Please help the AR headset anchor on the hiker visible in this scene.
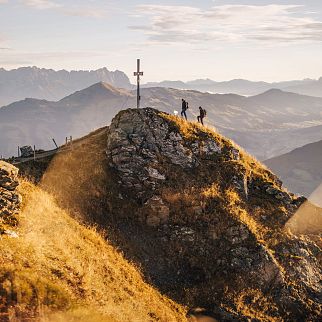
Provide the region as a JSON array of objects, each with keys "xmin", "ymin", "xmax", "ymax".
[
  {"xmin": 181, "ymin": 99, "xmax": 188, "ymax": 120},
  {"xmin": 197, "ymin": 106, "xmax": 207, "ymax": 125}
]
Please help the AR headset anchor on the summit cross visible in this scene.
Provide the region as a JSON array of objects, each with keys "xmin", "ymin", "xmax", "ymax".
[{"xmin": 134, "ymin": 59, "xmax": 144, "ymax": 109}]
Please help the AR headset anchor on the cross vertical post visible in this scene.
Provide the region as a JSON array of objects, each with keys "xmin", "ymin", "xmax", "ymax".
[{"xmin": 134, "ymin": 59, "xmax": 143, "ymax": 108}]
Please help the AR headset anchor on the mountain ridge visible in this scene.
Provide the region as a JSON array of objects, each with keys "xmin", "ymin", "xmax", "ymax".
[
  {"xmin": 1, "ymin": 66, "xmax": 322, "ymax": 108},
  {"xmin": 143, "ymin": 77, "xmax": 322, "ymax": 97},
  {"xmin": 265, "ymin": 139, "xmax": 322, "ymax": 201},
  {"xmin": 0, "ymin": 66, "xmax": 132, "ymax": 107},
  {"xmin": 1, "ymin": 82, "xmax": 322, "ymax": 159}
]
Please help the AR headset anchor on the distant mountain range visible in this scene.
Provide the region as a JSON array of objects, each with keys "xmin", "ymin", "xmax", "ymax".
[
  {"xmin": 265, "ymin": 140, "xmax": 322, "ymax": 202},
  {"xmin": 1, "ymin": 66, "xmax": 322, "ymax": 108},
  {"xmin": 143, "ymin": 77, "xmax": 322, "ymax": 97},
  {"xmin": 1, "ymin": 82, "xmax": 322, "ymax": 159},
  {"xmin": 0, "ymin": 66, "xmax": 131, "ymax": 107}
]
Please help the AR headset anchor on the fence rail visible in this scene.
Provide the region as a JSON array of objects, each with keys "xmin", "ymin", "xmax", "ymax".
[
  {"xmin": 1, "ymin": 137, "xmax": 73, "ymax": 165},
  {"xmin": 10, "ymin": 146, "xmax": 72, "ymax": 165}
]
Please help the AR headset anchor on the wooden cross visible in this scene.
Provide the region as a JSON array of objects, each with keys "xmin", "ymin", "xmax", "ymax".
[{"xmin": 134, "ymin": 59, "xmax": 143, "ymax": 108}]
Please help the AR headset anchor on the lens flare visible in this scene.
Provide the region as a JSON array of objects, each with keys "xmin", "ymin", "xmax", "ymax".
[{"xmin": 286, "ymin": 183, "xmax": 322, "ymax": 235}]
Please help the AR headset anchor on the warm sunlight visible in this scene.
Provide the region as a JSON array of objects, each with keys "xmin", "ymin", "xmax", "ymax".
[{"xmin": 0, "ymin": 1, "xmax": 321, "ymax": 321}]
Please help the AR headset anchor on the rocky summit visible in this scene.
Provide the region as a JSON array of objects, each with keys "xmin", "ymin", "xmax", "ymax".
[
  {"xmin": 14, "ymin": 107, "xmax": 321, "ymax": 321},
  {"xmin": 0, "ymin": 161, "xmax": 21, "ymax": 236},
  {"xmin": 104, "ymin": 108, "xmax": 321, "ymax": 321}
]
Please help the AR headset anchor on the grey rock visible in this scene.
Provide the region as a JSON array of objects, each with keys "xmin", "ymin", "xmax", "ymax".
[
  {"xmin": 172, "ymin": 226, "xmax": 196, "ymax": 242},
  {"xmin": 200, "ymin": 139, "xmax": 222, "ymax": 156},
  {"xmin": 146, "ymin": 167, "xmax": 166, "ymax": 180},
  {"xmin": 230, "ymin": 147, "xmax": 240, "ymax": 160},
  {"xmin": 0, "ymin": 162, "xmax": 21, "ymax": 235},
  {"xmin": 107, "ymin": 108, "xmax": 200, "ymax": 198},
  {"xmin": 19, "ymin": 145, "xmax": 34, "ymax": 158},
  {"xmin": 143, "ymin": 196, "xmax": 169, "ymax": 227},
  {"xmin": 3, "ymin": 230, "xmax": 19, "ymax": 238},
  {"xmin": 266, "ymin": 185, "xmax": 279, "ymax": 195}
]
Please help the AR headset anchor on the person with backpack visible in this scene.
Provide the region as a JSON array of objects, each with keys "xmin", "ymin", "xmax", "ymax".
[
  {"xmin": 197, "ymin": 106, "xmax": 207, "ymax": 125},
  {"xmin": 181, "ymin": 99, "xmax": 188, "ymax": 120}
]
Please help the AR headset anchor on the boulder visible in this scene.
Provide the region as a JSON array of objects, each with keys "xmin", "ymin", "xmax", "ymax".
[
  {"xmin": 143, "ymin": 196, "xmax": 170, "ymax": 227},
  {"xmin": 200, "ymin": 139, "xmax": 222, "ymax": 157}
]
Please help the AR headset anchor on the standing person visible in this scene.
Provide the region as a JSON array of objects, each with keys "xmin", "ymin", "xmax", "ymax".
[
  {"xmin": 197, "ymin": 106, "xmax": 207, "ymax": 125},
  {"xmin": 181, "ymin": 99, "xmax": 188, "ymax": 120}
]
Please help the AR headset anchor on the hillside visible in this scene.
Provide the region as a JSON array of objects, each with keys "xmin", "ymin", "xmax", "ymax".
[
  {"xmin": 17, "ymin": 108, "xmax": 322, "ymax": 321},
  {"xmin": 0, "ymin": 83, "xmax": 134, "ymax": 158},
  {"xmin": 0, "ymin": 66, "xmax": 131, "ymax": 107},
  {"xmin": 0, "ymin": 161, "xmax": 187, "ymax": 321},
  {"xmin": 1, "ymin": 83, "xmax": 322, "ymax": 160},
  {"xmin": 265, "ymin": 140, "xmax": 322, "ymax": 202}
]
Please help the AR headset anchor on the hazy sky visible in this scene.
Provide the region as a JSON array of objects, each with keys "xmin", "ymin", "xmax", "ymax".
[{"xmin": 0, "ymin": 0, "xmax": 322, "ymax": 82}]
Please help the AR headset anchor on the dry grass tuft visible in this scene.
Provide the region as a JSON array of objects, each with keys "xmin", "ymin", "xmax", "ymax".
[
  {"xmin": 160, "ymin": 113, "xmax": 278, "ymax": 186},
  {"xmin": 232, "ymin": 288, "xmax": 282, "ymax": 322},
  {"xmin": 0, "ymin": 181, "xmax": 187, "ymax": 321},
  {"xmin": 224, "ymin": 188, "xmax": 268, "ymax": 241},
  {"xmin": 160, "ymin": 113, "xmax": 224, "ymax": 145}
]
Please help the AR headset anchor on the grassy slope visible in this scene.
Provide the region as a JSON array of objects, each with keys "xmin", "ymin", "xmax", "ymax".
[
  {"xmin": 15, "ymin": 112, "xmax": 321, "ymax": 320},
  {"xmin": 0, "ymin": 180, "xmax": 187, "ymax": 321}
]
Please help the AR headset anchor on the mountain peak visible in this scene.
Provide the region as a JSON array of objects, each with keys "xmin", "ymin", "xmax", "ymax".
[
  {"xmin": 263, "ymin": 88, "xmax": 284, "ymax": 94},
  {"xmin": 107, "ymin": 107, "xmax": 297, "ymax": 223},
  {"xmin": 88, "ymin": 81, "xmax": 132, "ymax": 96},
  {"xmin": 250, "ymin": 88, "xmax": 291, "ymax": 99},
  {"xmin": 13, "ymin": 107, "xmax": 322, "ymax": 320},
  {"xmin": 104, "ymin": 108, "xmax": 320, "ymax": 320},
  {"xmin": 92, "ymin": 81, "xmax": 121, "ymax": 91},
  {"xmin": 60, "ymin": 81, "xmax": 132, "ymax": 103}
]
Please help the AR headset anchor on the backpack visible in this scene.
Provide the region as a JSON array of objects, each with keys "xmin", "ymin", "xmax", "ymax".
[{"xmin": 203, "ymin": 108, "xmax": 207, "ymax": 117}]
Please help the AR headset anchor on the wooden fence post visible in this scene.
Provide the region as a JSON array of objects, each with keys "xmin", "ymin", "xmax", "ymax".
[{"xmin": 52, "ymin": 138, "xmax": 59, "ymax": 149}]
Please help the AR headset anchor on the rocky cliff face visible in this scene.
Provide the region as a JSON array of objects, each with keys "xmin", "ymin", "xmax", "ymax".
[
  {"xmin": 105, "ymin": 108, "xmax": 321, "ymax": 321},
  {"xmin": 0, "ymin": 161, "xmax": 21, "ymax": 236}
]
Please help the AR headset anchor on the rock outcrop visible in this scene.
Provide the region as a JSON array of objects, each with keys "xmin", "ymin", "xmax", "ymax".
[
  {"xmin": 105, "ymin": 108, "xmax": 321, "ymax": 321},
  {"xmin": 0, "ymin": 161, "xmax": 21, "ymax": 235},
  {"xmin": 19, "ymin": 107, "xmax": 320, "ymax": 321}
]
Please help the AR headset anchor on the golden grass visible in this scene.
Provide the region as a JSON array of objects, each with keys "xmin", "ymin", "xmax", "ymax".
[
  {"xmin": 0, "ymin": 181, "xmax": 187, "ymax": 321},
  {"xmin": 39, "ymin": 127, "xmax": 110, "ymax": 224},
  {"xmin": 160, "ymin": 113, "xmax": 277, "ymax": 186},
  {"xmin": 232, "ymin": 289, "xmax": 282, "ymax": 322},
  {"xmin": 201, "ymin": 183, "xmax": 221, "ymax": 199},
  {"xmin": 160, "ymin": 113, "xmax": 224, "ymax": 145},
  {"xmin": 224, "ymin": 188, "xmax": 268, "ymax": 241}
]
